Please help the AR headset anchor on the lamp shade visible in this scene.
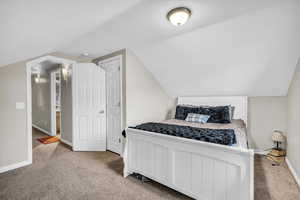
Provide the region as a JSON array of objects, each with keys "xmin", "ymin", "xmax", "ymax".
[{"xmin": 272, "ymin": 130, "xmax": 285, "ymax": 142}]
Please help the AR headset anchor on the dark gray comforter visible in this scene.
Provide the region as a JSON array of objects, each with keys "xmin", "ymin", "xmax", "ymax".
[{"xmin": 127, "ymin": 122, "xmax": 236, "ymax": 146}]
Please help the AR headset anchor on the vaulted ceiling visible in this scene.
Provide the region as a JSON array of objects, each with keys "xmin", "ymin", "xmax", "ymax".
[{"xmin": 1, "ymin": 0, "xmax": 300, "ymax": 97}]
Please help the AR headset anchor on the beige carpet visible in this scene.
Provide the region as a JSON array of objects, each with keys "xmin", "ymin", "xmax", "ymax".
[{"xmin": 0, "ymin": 128, "xmax": 299, "ymax": 200}]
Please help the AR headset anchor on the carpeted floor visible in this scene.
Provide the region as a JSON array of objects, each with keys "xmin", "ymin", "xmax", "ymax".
[{"xmin": 0, "ymin": 128, "xmax": 299, "ymax": 200}]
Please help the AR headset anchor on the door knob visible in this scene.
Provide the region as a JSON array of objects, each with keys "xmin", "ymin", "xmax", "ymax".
[{"xmin": 99, "ymin": 110, "xmax": 105, "ymax": 114}]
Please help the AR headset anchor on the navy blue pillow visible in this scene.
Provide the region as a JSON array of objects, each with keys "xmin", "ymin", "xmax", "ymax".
[
  {"xmin": 175, "ymin": 105, "xmax": 197, "ymax": 120},
  {"xmin": 175, "ymin": 105, "xmax": 231, "ymax": 124}
]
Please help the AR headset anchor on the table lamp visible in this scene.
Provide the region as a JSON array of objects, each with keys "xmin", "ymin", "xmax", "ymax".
[{"xmin": 272, "ymin": 130, "xmax": 285, "ymax": 150}]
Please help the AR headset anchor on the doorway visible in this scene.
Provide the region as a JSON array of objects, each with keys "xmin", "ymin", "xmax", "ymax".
[
  {"xmin": 98, "ymin": 56, "xmax": 123, "ymax": 155},
  {"xmin": 50, "ymin": 71, "xmax": 61, "ymax": 137},
  {"xmin": 26, "ymin": 56, "xmax": 76, "ymax": 163}
]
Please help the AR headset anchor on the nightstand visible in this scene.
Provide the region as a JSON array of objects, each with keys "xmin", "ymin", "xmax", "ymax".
[{"xmin": 267, "ymin": 149, "xmax": 286, "ymax": 164}]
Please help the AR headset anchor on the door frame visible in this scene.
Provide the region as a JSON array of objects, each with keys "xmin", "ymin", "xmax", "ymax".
[
  {"xmin": 50, "ymin": 70, "xmax": 62, "ymax": 137},
  {"xmin": 98, "ymin": 55, "xmax": 123, "ymax": 155},
  {"xmin": 26, "ymin": 55, "xmax": 76, "ymax": 164},
  {"xmin": 50, "ymin": 71, "xmax": 57, "ymax": 136}
]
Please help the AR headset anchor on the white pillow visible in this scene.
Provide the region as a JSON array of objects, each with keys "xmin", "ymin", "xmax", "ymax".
[{"xmin": 185, "ymin": 113, "xmax": 210, "ymax": 123}]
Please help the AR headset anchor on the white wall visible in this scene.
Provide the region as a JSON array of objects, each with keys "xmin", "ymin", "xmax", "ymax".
[
  {"xmin": 248, "ymin": 97, "xmax": 287, "ymax": 151},
  {"xmin": 287, "ymin": 58, "xmax": 300, "ymax": 185},
  {"xmin": 0, "ymin": 52, "xmax": 90, "ymax": 171},
  {"xmin": 93, "ymin": 49, "xmax": 174, "ymax": 127},
  {"xmin": 0, "ymin": 61, "xmax": 28, "ymax": 168},
  {"xmin": 125, "ymin": 49, "xmax": 173, "ymax": 126},
  {"xmin": 31, "ymin": 73, "xmax": 52, "ymax": 133}
]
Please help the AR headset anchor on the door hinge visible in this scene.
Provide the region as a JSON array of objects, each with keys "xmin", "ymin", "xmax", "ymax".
[
  {"xmin": 117, "ymin": 102, "xmax": 121, "ymax": 107},
  {"xmin": 119, "ymin": 138, "xmax": 121, "ymax": 143}
]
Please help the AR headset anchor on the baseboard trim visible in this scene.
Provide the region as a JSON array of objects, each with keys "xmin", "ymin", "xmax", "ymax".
[
  {"xmin": 254, "ymin": 149, "xmax": 268, "ymax": 155},
  {"xmin": 0, "ymin": 160, "xmax": 32, "ymax": 174},
  {"xmin": 286, "ymin": 158, "xmax": 300, "ymax": 187},
  {"xmin": 32, "ymin": 124, "xmax": 52, "ymax": 136},
  {"xmin": 60, "ymin": 138, "xmax": 72, "ymax": 147}
]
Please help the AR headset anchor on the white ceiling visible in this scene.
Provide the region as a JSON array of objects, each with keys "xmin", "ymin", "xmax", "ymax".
[
  {"xmin": 0, "ymin": 0, "xmax": 140, "ymax": 67},
  {"xmin": 1, "ymin": 0, "xmax": 300, "ymax": 97}
]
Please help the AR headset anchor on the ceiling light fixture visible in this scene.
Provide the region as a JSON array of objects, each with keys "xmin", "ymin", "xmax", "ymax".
[
  {"xmin": 62, "ymin": 63, "xmax": 71, "ymax": 81},
  {"xmin": 81, "ymin": 52, "xmax": 89, "ymax": 57},
  {"xmin": 35, "ymin": 74, "xmax": 41, "ymax": 83},
  {"xmin": 167, "ymin": 7, "xmax": 191, "ymax": 26}
]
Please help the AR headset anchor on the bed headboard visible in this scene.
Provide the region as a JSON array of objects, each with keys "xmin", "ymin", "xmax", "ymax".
[{"xmin": 177, "ymin": 96, "xmax": 248, "ymax": 125}]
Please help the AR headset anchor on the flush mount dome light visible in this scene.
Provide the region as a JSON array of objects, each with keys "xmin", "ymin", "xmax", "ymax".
[{"xmin": 167, "ymin": 7, "xmax": 191, "ymax": 26}]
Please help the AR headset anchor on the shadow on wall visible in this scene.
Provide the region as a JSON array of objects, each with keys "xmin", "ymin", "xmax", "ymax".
[
  {"xmin": 247, "ymin": 102, "xmax": 257, "ymax": 149},
  {"xmin": 166, "ymin": 98, "xmax": 177, "ymax": 119}
]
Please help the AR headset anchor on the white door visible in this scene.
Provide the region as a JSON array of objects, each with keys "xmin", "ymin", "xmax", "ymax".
[
  {"xmin": 73, "ymin": 63, "xmax": 106, "ymax": 151},
  {"xmin": 99, "ymin": 57, "xmax": 122, "ymax": 154}
]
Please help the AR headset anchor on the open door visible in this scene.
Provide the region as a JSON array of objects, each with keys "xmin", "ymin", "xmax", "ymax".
[
  {"xmin": 99, "ymin": 56, "xmax": 122, "ymax": 154},
  {"xmin": 73, "ymin": 63, "xmax": 106, "ymax": 151}
]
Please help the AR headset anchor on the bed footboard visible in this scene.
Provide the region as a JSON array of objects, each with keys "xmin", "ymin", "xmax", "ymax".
[{"xmin": 123, "ymin": 128, "xmax": 254, "ymax": 200}]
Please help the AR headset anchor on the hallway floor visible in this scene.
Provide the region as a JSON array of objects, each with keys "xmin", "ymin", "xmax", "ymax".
[{"xmin": 0, "ymin": 128, "xmax": 299, "ymax": 200}]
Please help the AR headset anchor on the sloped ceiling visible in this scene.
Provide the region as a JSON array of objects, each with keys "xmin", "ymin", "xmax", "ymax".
[
  {"xmin": 1, "ymin": 0, "xmax": 300, "ymax": 97},
  {"xmin": 0, "ymin": 0, "xmax": 140, "ymax": 66}
]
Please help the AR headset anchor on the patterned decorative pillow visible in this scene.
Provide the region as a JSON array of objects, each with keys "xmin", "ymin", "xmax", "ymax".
[{"xmin": 185, "ymin": 113, "xmax": 210, "ymax": 123}]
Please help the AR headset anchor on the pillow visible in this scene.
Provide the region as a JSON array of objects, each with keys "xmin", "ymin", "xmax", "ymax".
[
  {"xmin": 202, "ymin": 106, "xmax": 231, "ymax": 123},
  {"xmin": 175, "ymin": 105, "xmax": 198, "ymax": 120},
  {"xmin": 229, "ymin": 106, "xmax": 235, "ymax": 121},
  {"xmin": 185, "ymin": 113, "xmax": 210, "ymax": 123},
  {"xmin": 175, "ymin": 105, "xmax": 232, "ymax": 123}
]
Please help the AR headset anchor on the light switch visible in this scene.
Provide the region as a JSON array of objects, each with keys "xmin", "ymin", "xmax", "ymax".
[{"xmin": 16, "ymin": 102, "xmax": 25, "ymax": 110}]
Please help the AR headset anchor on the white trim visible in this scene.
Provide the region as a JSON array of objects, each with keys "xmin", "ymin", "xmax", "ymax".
[
  {"xmin": 254, "ymin": 149, "xmax": 269, "ymax": 155},
  {"xmin": 32, "ymin": 124, "xmax": 52, "ymax": 136},
  {"xmin": 50, "ymin": 71, "xmax": 57, "ymax": 136},
  {"xmin": 60, "ymin": 138, "xmax": 73, "ymax": 147},
  {"xmin": 0, "ymin": 160, "xmax": 31, "ymax": 174},
  {"xmin": 26, "ymin": 61, "xmax": 33, "ymax": 165},
  {"xmin": 286, "ymin": 158, "xmax": 300, "ymax": 187},
  {"xmin": 98, "ymin": 55, "xmax": 122, "ymax": 65},
  {"xmin": 26, "ymin": 55, "xmax": 76, "ymax": 170},
  {"xmin": 71, "ymin": 62, "xmax": 76, "ymax": 150}
]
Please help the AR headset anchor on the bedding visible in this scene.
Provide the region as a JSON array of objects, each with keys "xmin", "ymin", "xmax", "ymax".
[
  {"xmin": 185, "ymin": 113, "xmax": 210, "ymax": 123},
  {"xmin": 130, "ymin": 122, "xmax": 237, "ymax": 146},
  {"xmin": 161, "ymin": 119, "xmax": 248, "ymax": 148},
  {"xmin": 175, "ymin": 105, "xmax": 232, "ymax": 123}
]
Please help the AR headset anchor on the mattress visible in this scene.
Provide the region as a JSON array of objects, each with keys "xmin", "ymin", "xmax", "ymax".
[{"xmin": 160, "ymin": 119, "xmax": 248, "ymax": 149}]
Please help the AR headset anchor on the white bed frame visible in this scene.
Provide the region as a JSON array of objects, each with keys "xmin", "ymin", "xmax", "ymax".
[{"xmin": 123, "ymin": 96, "xmax": 254, "ymax": 200}]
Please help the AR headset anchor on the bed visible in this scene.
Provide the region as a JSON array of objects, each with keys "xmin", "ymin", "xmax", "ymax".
[{"xmin": 123, "ymin": 96, "xmax": 254, "ymax": 200}]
